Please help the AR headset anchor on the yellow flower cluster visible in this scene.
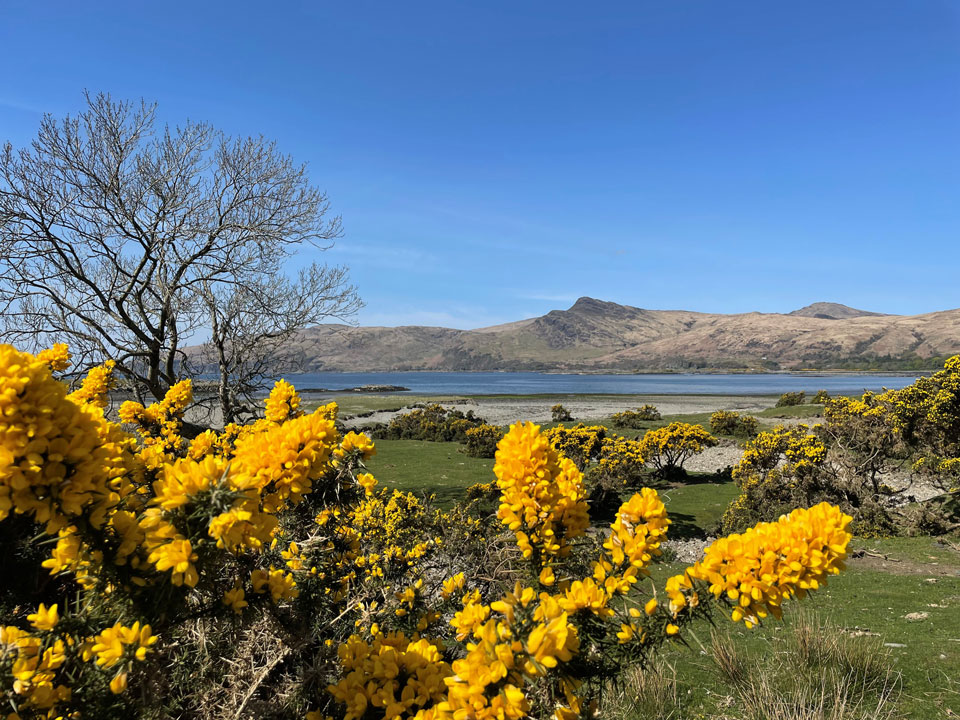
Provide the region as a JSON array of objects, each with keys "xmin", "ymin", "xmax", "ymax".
[
  {"xmin": 308, "ymin": 484, "xmax": 452, "ymax": 610},
  {"xmin": 132, "ymin": 398, "xmax": 340, "ymax": 588},
  {"xmin": 494, "ymin": 422, "xmax": 589, "ymax": 575},
  {"xmin": 1, "ymin": 623, "xmax": 70, "ymax": 711},
  {"xmin": 67, "ymin": 359, "xmax": 116, "ymax": 409},
  {"xmin": 119, "ymin": 378, "xmax": 193, "ymax": 459},
  {"xmin": 666, "ymin": 502, "xmax": 852, "ymax": 628},
  {"xmin": 264, "ymin": 378, "xmax": 302, "ymax": 423},
  {"xmin": 440, "ymin": 583, "xmax": 580, "ymax": 720},
  {"xmin": 36, "ymin": 343, "xmax": 71, "ymax": 372},
  {"xmin": 636, "ymin": 422, "xmax": 718, "ymax": 473},
  {"xmin": 328, "ymin": 630, "xmax": 450, "ymax": 719},
  {"xmin": 251, "ymin": 566, "xmax": 299, "ymax": 601},
  {"xmin": 87, "ymin": 621, "xmax": 158, "ymax": 668},
  {"xmin": 543, "ymin": 423, "xmax": 606, "ymax": 469},
  {"xmin": 594, "ymin": 488, "xmax": 670, "ymax": 594},
  {"xmin": 0, "ymin": 345, "xmax": 130, "ymax": 533},
  {"xmin": 594, "ymin": 435, "xmax": 647, "ymax": 484},
  {"xmin": 781, "ymin": 425, "xmax": 828, "ymax": 473},
  {"xmin": 2, "ymin": 608, "xmax": 156, "ymax": 714},
  {"xmin": 333, "ymin": 431, "xmax": 377, "ymax": 467}
]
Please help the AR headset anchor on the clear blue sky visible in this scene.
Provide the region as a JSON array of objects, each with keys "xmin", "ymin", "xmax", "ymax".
[{"xmin": 2, "ymin": 1, "xmax": 958, "ymax": 327}]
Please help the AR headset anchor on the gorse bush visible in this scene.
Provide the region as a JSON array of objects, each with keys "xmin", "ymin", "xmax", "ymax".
[
  {"xmin": 813, "ymin": 389, "xmax": 831, "ymax": 404},
  {"xmin": 637, "ymin": 422, "xmax": 719, "ymax": 478},
  {"xmin": 542, "ymin": 424, "xmax": 646, "ymax": 521},
  {"xmin": 776, "ymin": 391, "xmax": 807, "ymax": 407},
  {"xmin": 722, "ymin": 424, "xmax": 840, "ymax": 534},
  {"xmin": 611, "ymin": 405, "xmax": 661, "ymax": 428},
  {"xmin": 709, "ymin": 410, "xmax": 759, "ymax": 438},
  {"xmin": 542, "ymin": 424, "xmax": 607, "ymax": 470},
  {"xmin": 723, "ymin": 356, "xmax": 960, "ymax": 535},
  {"xmin": 0, "ymin": 343, "xmax": 855, "ymax": 720},
  {"xmin": 551, "ymin": 404, "xmax": 573, "ymax": 422},
  {"xmin": 463, "ymin": 424, "xmax": 505, "ymax": 458},
  {"xmin": 375, "ymin": 403, "xmax": 487, "ymax": 442},
  {"xmin": 591, "ymin": 435, "xmax": 648, "ymax": 488}
]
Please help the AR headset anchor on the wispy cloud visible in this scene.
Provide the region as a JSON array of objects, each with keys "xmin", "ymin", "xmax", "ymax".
[
  {"xmin": 0, "ymin": 96, "xmax": 48, "ymax": 115},
  {"xmin": 324, "ymin": 242, "xmax": 441, "ymax": 272},
  {"xmin": 359, "ymin": 306, "xmax": 537, "ymax": 330}
]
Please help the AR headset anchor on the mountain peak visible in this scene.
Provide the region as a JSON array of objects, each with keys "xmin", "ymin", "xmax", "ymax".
[
  {"xmin": 569, "ymin": 296, "xmax": 630, "ymax": 312},
  {"xmin": 788, "ymin": 302, "xmax": 888, "ymax": 320}
]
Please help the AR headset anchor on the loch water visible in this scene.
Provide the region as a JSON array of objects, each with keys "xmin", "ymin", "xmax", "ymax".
[{"xmin": 280, "ymin": 371, "xmax": 923, "ymax": 396}]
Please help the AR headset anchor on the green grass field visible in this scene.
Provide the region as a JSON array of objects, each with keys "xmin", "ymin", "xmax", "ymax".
[
  {"xmin": 756, "ymin": 402, "xmax": 826, "ymax": 419},
  {"xmin": 364, "ymin": 438, "xmax": 494, "ymax": 506},
  {"xmin": 658, "ymin": 478, "xmax": 741, "ymax": 537},
  {"xmin": 367, "ymin": 433, "xmax": 960, "ymax": 719}
]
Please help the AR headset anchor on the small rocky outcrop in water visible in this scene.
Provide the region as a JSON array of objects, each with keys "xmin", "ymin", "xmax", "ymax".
[{"xmin": 299, "ymin": 384, "xmax": 410, "ymax": 393}]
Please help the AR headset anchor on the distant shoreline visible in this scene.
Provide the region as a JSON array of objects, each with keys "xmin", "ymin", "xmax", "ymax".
[{"xmin": 285, "ymin": 368, "xmax": 933, "ymax": 377}]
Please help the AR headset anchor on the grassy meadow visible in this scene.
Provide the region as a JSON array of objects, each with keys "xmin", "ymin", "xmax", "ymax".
[{"xmin": 359, "ymin": 393, "xmax": 959, "ymax": 719}]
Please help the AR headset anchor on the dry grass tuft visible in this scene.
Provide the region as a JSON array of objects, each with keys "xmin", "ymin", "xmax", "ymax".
[
  {"xmin": 709, "ymin": 610, "xmax": 901, "ymax": 720},
  {"xmin": 610, "ymin": 660, "xmax": 682, "ymax": 720}
]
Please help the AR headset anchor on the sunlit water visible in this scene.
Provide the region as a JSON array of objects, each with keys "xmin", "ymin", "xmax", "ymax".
[{"xmin": 276, "ymin": 371, "xmax": 923, "ymax": 396}]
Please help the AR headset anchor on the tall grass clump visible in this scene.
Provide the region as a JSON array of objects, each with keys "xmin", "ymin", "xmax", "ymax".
[{"xmin": 710, "ymin": 612, "xmax": 901, "ymax": 720}]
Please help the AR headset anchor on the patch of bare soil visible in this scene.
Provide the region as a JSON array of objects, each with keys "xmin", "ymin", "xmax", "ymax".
[
  {"xmin": 683, "ymin": 442, "xmax": 744, "ymax": 473},
  {"xmin": 848, "ymin": 542, "xmax": 960, "ymax": 577}
]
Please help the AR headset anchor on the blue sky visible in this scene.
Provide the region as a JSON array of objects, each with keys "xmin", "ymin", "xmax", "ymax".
[{"xmin": 2, "ymin": 1, "xmax": 959, "ymax": 328}]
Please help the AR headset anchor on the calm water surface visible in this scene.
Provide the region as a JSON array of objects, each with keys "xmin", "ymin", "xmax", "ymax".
[{"xmin": 279, "ymin": 371, "xmax": 922, "ymax": 396}]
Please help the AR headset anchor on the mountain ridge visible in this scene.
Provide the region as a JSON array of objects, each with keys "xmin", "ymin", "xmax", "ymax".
[
  {"xmin": 787, "ymin": 302, "xmax": 889, "ymax": 320},
  {"xmin": 196, "ymin": 298, "xmax": 960, "ymax": 372}
]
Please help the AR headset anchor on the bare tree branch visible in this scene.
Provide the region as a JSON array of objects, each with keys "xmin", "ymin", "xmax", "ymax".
[{"xmin": 0, "ymin": 92, "xmax": 360, "ymax": 411}]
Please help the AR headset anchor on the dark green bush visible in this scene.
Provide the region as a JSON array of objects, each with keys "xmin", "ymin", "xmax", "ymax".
[
  {"xmin": 463, "ymin": 424, "xmax": 505, "ymax": 458},
  {"xmin": 611, "ymin": 405, "xmax": 661, "ymax": 428},
  {"xmin": 775, "ymin": 391, "xmax": 806, "ymax": 407},
  {"xmin": 709, "ymin": 410, "xmax": 759, "ymax": 437},
  {"xmin": 551, "ymin": 403, "xmax": 573, "ymax": 422},
  {"xmin": 375, "ymin": 403, "xmax": 488, "ymax": 442}
]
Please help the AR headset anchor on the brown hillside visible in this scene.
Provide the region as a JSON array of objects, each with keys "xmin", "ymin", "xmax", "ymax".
[{"xmin": 190, "ymin": 298, "xmax": 960, "ymax": 372}]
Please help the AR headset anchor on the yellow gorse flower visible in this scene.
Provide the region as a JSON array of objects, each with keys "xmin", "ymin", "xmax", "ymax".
[
  {"xmin": 264, "ymin": 379, "xmax": 302, "ymax": 423},
  {"xmin": 494, "ymin": 422, "xmax": 589, "ymax": 568},
  {"xmin": 89, "ymin": 621, "xmax": 157, "ymax": 668},
  {"xmin": 667, "ymin": 502, "xmax": 852, "ymax": 628},
  {"xmin": 26, "ymin": 603, "xmax": 59, "ymax": 631}
]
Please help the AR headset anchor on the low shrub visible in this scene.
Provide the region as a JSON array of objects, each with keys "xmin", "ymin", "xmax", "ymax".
[
  {"xmin": 543, "ymin": 423, "xmax": 607, "ymax": 469},
  {"xmin": 776, "ymin": 391, "xmax": 807, "ymax": 407},
  {"xmin": 813, "ymin": 389, "xmax": 831, "ymax": 404},
  {"xmin": 637, "ymin": 422, "xmax": 718, "ymax": 478},
  {"xmin": 611, "ymin": 404, "xmax": 661, "ymax": 428},
  {"xmin": 590, "ymin": 435, "xmax": 648, "ymax": 488},
  {"xmin": 463, "ymin": 423, "xmax": 504, "ymax": 458},
  {"xmin": 375, "ymin": 403, "xmax": 487, "ymax": 442},
  {"xmin": 721, "ymin": 424, "xmax": 897, "ymax": 537},
  {"xmin": 550, "ymin": 403, "xmax": 573, "ymax": 422},
  {"xmin": 709, "ymin": 410, "xmax": 759, "ymax": 437}
]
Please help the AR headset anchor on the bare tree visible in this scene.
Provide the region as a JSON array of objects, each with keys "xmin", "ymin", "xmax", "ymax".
[
  {"xmin": 199, "ymin": 263, "xmax": 360, "ymax": 425},
  {"xmin": 0, "ymin": 91, "xmax": 360, "ymax": 413}
]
